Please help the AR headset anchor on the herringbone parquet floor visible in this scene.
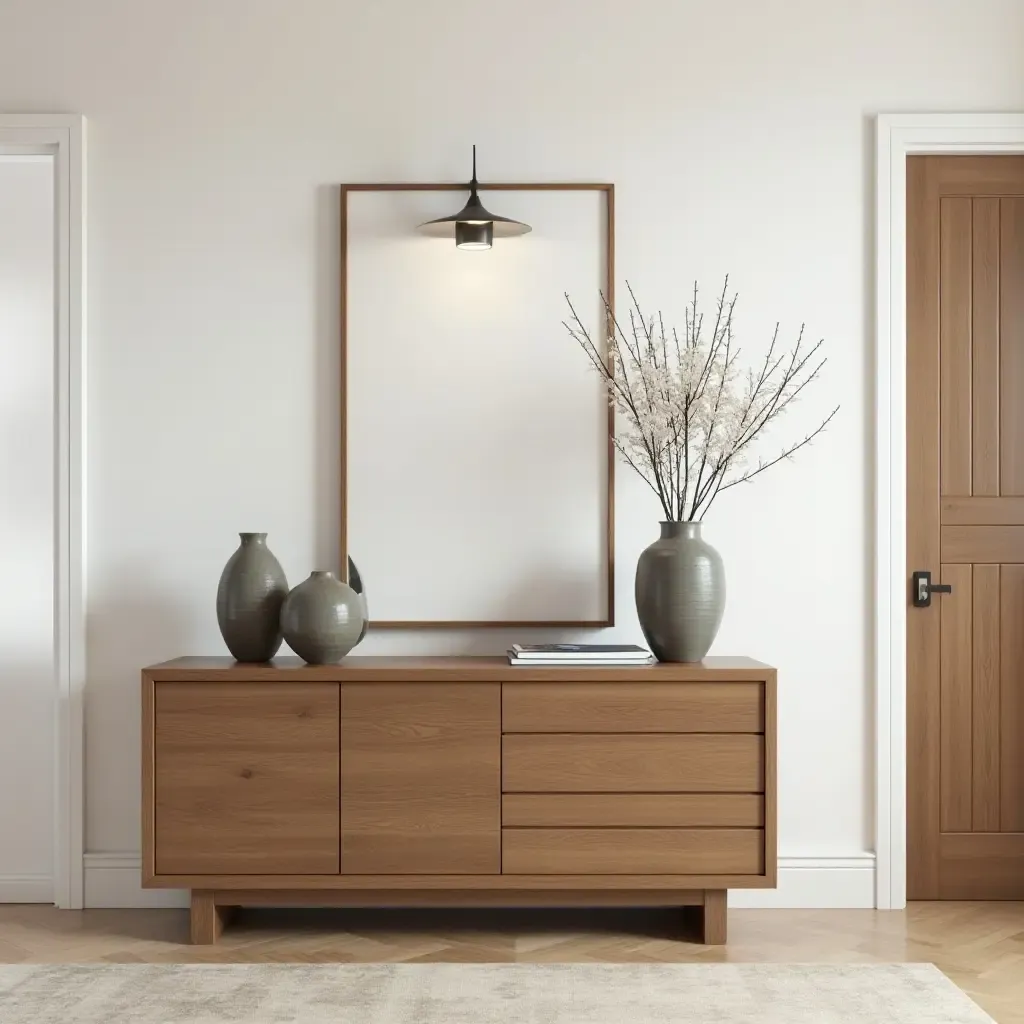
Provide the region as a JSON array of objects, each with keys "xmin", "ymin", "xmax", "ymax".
[{"xmin": 0, "ymin": 903, "xmax": 1021, "ymax": 1021}]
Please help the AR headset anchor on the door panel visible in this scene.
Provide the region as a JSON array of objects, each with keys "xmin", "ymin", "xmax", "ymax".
[
  {"xmin": 340, "ymin": 683, "xmax": 500, "ymax": 874},
  {"xmin": 154, "ymin": 683, "xmax": 340, "ymax": 875},
  {"xmin": 972, "ymin": 197, "xmax": 1000, "ymax": 495},
  {"xmin": 1001, "ymin": 566, "xmax": 1024, "ymax": 833},
  {"xmin": 908, "ymin": 156, "xmax": 1024, "ymax": 898},
  {"xmin": 972, "ymin": 564, "xmax": 1000, "ymax": 832},
  {"xmin": 939, "ymin": 563, "xmax": 972, "ymax": 833},
  {"xmin": 1001, "ymin": 200, "xmax": 1024, "ymax": 492}
]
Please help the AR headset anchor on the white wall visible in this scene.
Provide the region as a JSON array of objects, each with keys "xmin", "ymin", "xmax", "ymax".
[
  {"xmin": 1, "ymin": 0, "xmax": 1023, "ymax": 904},
  {"xmin": 0, "ymin": 155, "xmax": 56, "ymax": 901}
]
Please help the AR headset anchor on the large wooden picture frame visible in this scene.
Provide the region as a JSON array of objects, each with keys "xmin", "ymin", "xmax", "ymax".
[{"xmin": 340, "ymin": 181, "xmax": 615, "ymax": 629}]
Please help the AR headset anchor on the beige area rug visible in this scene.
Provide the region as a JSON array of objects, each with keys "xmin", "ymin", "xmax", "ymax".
[{"xmin": 0, "ymin": 963, "xmax": 994, "ymax": 1023}]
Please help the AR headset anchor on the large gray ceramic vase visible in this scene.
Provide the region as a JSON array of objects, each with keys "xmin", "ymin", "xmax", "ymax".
[
  {"xmin": 216, "ymin": 533, "xmax": 289, "ymax": 662},
  {"xmin": 635, "ymin": 521, "xmax": 725, "ymax": 663},
  {"xmin": 281, "ymin": 571, "xmax": 365, "ymax": 665}
]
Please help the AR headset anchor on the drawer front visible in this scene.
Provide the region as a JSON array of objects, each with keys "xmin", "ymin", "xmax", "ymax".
[
  {"xmin": 502, "ymin": 793, "xmax": 764, "ymax": 828},
  {"xmin": 502, "ymin": 828, "xmax": 764, "ymax": 874},
  {"xmin": 154, "ymin": 683, "xmax": 340, "ymax": 875},
  {"xmin": 502, "ymin": 734, "xmax": 764, "ymax": 793},
  {"xmin": 502, "ymin": 682, "xmax": 763, "ymax": 733}
]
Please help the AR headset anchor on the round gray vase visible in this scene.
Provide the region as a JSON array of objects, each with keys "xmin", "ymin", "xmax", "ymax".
[
  {"xmin": 281, "ymin": 571, "xmax": 365, "ymax": 665},
  {"xmin": 216, "ymin": 533, "xmax": 289, "ymax": 662},
  {"xmin": 635, "ymin": 521, "xmax": 726, "ymax": 663}
]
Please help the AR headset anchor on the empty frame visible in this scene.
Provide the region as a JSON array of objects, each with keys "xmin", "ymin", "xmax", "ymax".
[{"xmin": 340, "ymin": 182, "xmax": 614, "ymax": 628}]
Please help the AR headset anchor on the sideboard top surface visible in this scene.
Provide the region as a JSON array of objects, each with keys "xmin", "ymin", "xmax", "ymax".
[{"xmin": 143, "ymin": 655, "xmax": 775, "ymax": 683}]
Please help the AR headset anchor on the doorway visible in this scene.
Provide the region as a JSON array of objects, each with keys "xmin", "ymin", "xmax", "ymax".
[
  {"xmin": 906, "ymin": 154, "xmax": 1024, "ymax": 898},
  {"xmin": 0, "ymin": 153, "xmax": 56, "ymax": 901}
]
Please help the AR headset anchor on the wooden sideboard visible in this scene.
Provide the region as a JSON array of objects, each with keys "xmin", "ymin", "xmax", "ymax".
[{"xmin": 141, "ymin": 656, "xmax": 776, "ymax": 944}]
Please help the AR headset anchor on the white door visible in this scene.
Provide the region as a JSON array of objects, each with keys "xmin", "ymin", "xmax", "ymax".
[{"xmin": 0, "ymin": 154, "xmax": 56, "ymax": 903}]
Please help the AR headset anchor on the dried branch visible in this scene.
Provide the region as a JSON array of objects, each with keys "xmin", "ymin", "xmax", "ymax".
[{"xmin": 563, "ymin": 278, "xmax": 838, "ymax": 521}]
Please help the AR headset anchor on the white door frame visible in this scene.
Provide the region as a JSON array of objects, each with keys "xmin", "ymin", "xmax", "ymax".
[
  {"xmin": 0, "ymin": 114, "xmax": 86, "ymax": 909},
  {"xmin": 875, "ymin": 112, "xmax": 1024, "ymax": 910}
]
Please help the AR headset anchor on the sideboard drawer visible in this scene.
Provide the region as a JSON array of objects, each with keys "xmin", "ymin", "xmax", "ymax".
[
  {"xmin": 502, "ymin": 682, "xmax": 763, "ymax": 733},
  {"xmin": 502, "ymin": 828, "xmax": 764, "ymax": 874},
  {"xmin": 502, "ymin": 734, "xmax": 764, "ymax": 793},
  {"xmin": 502, "ymin": 793, "xmax": 764, "ymax": 828}
]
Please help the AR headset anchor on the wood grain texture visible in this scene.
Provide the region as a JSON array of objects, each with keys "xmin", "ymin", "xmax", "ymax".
[
  {"xmin": 940, "ymin": 497, "xmax": 1024, "ymax": 524},
  {"xmin": 4, "ymin": 903, "xmax": 1024, "ymax": 1022},
  {"xmin": 1000, "ymin": 564, "xmax": 1024, "ymax": 833},
  {"xmin": 763, "ymin": 674, "xmax": 778, "ymax": 886},
  {"xmin": 923, "ymin": 155, "xmax": 1024, "ymax": 196},
  {"xmin": 339, "ymin": 182, "xmax": 615, "ymax": 630},
  {"xmin": 939, "ymin": 197, "xmax": 973, "ymax": 496},
  {"xmin": 972, "ymin": 197, "xmax": 1000, "ymax": 496},
  {"xmin": 972, "ymin": 564, "xmax": 1001, "ymax": 832},
  {"xmin": 501, "ymin": 829, "xmax": 763, "ymax": 876},
  {"xmin": 501, "ymin": 793, "xmax": 764, "ymax": 828},
  {"xmin": 1001, "ymin": 199, "xmax": 1024, "ymax": 494},
  {"xmin": 190, "ymin": 891, "xmax": 232, "ymax": 945},
  {"xmin": 604, "ymin": 184, "xmax": 616, "ymax": 629},
  {"xmin": 146, "ymin": 872, "xmax": 775, "ymax": 890},
  {"xmin": 701, "ymin": 889, "xmax": 728, "ymax": 944},
  {"xmin": 501, "ymin": 734, "xmax": 764, "ymax": 793},
  {"xmin": 213, "ymin": 888, "xmax": 706, "ymax": 908},
  {"xmin": 143, "ymin": 655, "xmax": 774, "ymax": 682},
  {"xmin": 941, "ymin": 525, "xmax": 1024, "ymax": 562},
  {"xmin": 938, "ymin": 833, "xmax": 1024, "ymax": 898},
  {"xmin": 909, "ymin": 158, "xmax": 1024, "ymax": 899},
  {"xmin": 340, "ymin": 683, "xmax": 500, "ymax": 874},
  {"xmin": 940, "ymin": 563, "xmax": 973, "ymax": 832},
  {"xmin": 907, "ymin": 155, "xmax": 943, "ymax": 898},
  {"xmin": 502, "ymin": 682, "xmax": 763, "ymax": 733},
  {"xmin": 154, "ymin": 683, "xmax": 340, "ymax": 875}
]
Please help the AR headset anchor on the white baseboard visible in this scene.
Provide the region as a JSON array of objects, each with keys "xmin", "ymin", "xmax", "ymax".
[
  {"xmin": 83, "ymin": 854, "xmax": 187, "ymax": 909},
  {"xmin": 0, "ymin": 873, "xmax": 53, "ymax": 904},
  {"xmin": 83, "ymin": 852, "xmax": 877, "ymax": 911},
  {"xmin": 730, "ymin": 855, "xmax": 876, "ymax": 909}
]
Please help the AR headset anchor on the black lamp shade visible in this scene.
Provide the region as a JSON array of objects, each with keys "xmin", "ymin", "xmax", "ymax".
[
  {"xmin": 455, "ymin": 220, "xmax": 494, "ymax": 250},
  {"xmin": 417, "ymin": 146, "xmax": 531, "ymax": 245}
]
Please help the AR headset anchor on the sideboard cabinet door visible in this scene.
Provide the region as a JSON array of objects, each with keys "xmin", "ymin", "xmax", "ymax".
[
  {"xmin": 341, "ymin": 683, "xmax": 500, "ymax": 874},
  {"xmin": 154, "ymin": 683, "xmax": 340, "ymax": 875}
]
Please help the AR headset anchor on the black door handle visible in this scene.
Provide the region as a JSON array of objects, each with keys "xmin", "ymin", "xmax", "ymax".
[{"xmin": 912, "ymin": 570, "xmax": 952, "ymax": 608}]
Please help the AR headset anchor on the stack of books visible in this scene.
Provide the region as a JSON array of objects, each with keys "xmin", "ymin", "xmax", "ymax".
[{"xmin": 507, "ymin": 643, "xmax": 654, "ymax": 666}]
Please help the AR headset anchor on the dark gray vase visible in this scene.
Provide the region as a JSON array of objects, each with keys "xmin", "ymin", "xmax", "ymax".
[
  {"xmin": 281, "ymin": 571, "xmax": 365, "ymax": 665},
  {"xmin": 635, "ymin": 521, "xmax": 725, "ymax": 663},
  {"xmin": 347, "ymin": 556, "xmax": 369, "ymax": 645},
  {"xmin": 216, "ymin": 533, "xmax": 288, "ymax": 662}
]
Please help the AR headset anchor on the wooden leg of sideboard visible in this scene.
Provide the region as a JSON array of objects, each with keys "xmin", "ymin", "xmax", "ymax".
[
  {"xmin": 700, "ymin": 889, "xmax": 727, "ymax": 944},
  {"xmin": 190, "ymin": 891, "xmax": 233, "ymax": 945}
]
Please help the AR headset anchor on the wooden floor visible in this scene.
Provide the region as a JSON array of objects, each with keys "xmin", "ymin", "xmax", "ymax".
[{"xmin": 1, "ymin": 903, "xmax": 1022, "ymax": 1021}]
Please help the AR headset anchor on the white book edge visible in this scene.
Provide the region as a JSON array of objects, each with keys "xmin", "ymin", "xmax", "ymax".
[
  {"xmin": 507, "ymin": 657, "xmax": 655, "ymax": 667},
  {"xmin": 509, "ymin": 651, "xmax": 651, "ymax": 660}
]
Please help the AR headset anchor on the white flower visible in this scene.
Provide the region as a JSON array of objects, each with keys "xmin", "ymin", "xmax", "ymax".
[{"xmin": 563, "ymin": 279, "xmax": 838, "ymax": 522}]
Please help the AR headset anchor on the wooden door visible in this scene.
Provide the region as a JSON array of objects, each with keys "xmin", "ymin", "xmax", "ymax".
[
  {"xmin": 340, "ymin": 683, "xmax": 500, "ymax": 873},
  {"xmin": 908, "ymin": 156, "xmax": 1024, "ymax": 898},
  {"xmin": 153, "ymin": 683, "xmax": 340, "ymax": 875}
]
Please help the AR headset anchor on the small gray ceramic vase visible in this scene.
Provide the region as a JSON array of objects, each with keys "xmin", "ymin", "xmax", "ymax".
[
  {"xmin": 216, "ymin": 533, "xmax": 289, "ymax": 662},
  {"xmin": 281, "ymin": 571, "xmax": 365, "ymax": 665},
  {"xmin": 635, "ymin": 521, "xmax": 725, "ymax": 663}
]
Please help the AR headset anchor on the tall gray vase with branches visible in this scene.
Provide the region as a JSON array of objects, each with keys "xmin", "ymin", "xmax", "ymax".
[
  {"xmin": 565, "ymin": 277, "xmax": 837, "ymax": 663},
  {"xmin": 635, "ymin": 521, "xmax": 725, "ymax": 662}
]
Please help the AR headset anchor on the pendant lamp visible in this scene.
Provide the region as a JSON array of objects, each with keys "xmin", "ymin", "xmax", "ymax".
[{"xmin": 417, "ymin": 146, "xmax": 531, "ymax": 250}]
